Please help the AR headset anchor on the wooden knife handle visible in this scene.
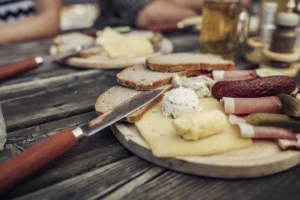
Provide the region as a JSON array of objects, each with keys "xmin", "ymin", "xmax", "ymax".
[
  {"xmin": 0, "ymin": 128, "xmax": 78, "ymax": 192},
  {"xmin": 0, "ymin": 57, "xmax": 42, "ymax": 81},
  {"xmin": 84, "ymin": 28, "xmax": 98, "ymax": 37},
  {"xmin": 147, "ymin": 23, "xmax": 179, "ymax": 32}
]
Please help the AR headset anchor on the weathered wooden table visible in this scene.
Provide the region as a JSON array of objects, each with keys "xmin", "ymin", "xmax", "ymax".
[{"xmin": 0, "ymin": 33, "xmax": 300, "ymax": 200}]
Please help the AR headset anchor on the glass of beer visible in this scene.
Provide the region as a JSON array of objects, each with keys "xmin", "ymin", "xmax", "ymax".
[{"xmin": 200, "ymin": 0, "xmax": 249, "ymax": 60}]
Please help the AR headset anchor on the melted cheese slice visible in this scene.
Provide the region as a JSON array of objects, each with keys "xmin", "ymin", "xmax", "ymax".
[
  {"xmin": 135, "ymin": 98, "xmax": 252, "ymax": 158},
  {"xmin": 96, "ymin": 27, "xmax": 154, "ymax": 58}
]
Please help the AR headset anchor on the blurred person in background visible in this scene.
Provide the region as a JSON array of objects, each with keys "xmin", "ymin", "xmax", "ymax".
[
  {"xmin": 0, "ymin": 0, "xmax": 61, "ymax": 44},
  {"xmin": 94, "ymin": 0, "xmax": 251, "ymax": 29}
]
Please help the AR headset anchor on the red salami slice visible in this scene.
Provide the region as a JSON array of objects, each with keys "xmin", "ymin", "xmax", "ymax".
[
  {"xmin": 222, "ymin": 96, "xmax": 282, "ymax": 115},
  {"xmin": 212, "ymin": 70, "xmax": 256, "ymax": 81}
]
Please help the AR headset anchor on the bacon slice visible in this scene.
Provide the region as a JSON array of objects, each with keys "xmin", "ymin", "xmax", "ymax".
[
  {"xmin": 212, "ymin": 70, "xmax": 256, "ymax": 81},
  {"xmin": 222, "ymin": 96, "xmax": 282, "ymax": 115},
  {"xmin": 277, "ymin": 135, "xmax": 300, "ymax": 150},
  {"xmin": 237, "ymin": 123, "xmax": 297, "ymax": 140}
]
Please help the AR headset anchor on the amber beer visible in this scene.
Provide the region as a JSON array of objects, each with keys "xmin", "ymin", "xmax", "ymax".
[{"xmin": 200, "ymin": 0, "xmax": 247, "ymax": 59}]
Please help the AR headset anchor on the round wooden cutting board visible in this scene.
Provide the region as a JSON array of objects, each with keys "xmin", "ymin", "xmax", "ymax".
[{"xmin": 111, "ymin": 123, "xmax": 300, "ymax": 179}]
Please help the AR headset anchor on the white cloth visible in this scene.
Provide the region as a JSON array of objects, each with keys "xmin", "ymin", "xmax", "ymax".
[{"xmin": 0, "ymin": 0, "xmax": 35, "ymax": 23}]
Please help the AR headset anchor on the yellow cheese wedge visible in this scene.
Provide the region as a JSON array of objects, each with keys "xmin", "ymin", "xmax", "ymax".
[
  {"xmin": 173, "ymin": 110, "xmax": 227, "ymax": 140},
  {"xmin": 135, "ymin": 98, "xmax": 252, "ymax": 158},
  {"xmin": 96, "ymin": 27, "xmax": 154, "ymax": 58}
]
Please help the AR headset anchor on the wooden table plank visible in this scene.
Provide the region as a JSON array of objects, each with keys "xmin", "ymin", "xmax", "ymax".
[
  {"xmin": 120, "ymin": 167, "xmax": 300, "ymax": 200},
  {"xmin": 0, "ymin": 70, "xmax": 101, "ymax": 102},
  {"xmin": 102, "ymin": 167, "xmax": 166, "ymax": 200},
  {"xmin": 2, "ymin": 71, "xmax": 117, "ymax": 132},
  {"xmin": 14, "ymin": 157, "xmax": 157, "ymax": 200}
]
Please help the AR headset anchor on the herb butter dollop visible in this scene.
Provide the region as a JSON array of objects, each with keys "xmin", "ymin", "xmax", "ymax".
[
  {"xmin": 172, "ymin": 75, "xmax": 216, "ymax": 98},
  {"xmin": 162, "ymin": 88, "xmax": 201, "ymax": 118}
]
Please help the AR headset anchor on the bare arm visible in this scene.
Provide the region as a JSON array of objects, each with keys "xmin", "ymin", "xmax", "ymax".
[
  {"xmin": 136, "ymin": 0, "xmax": 251, "ymax": 28},
  {"xmin": 136, "ymin": 0, "xmax": 198, "ymax": 28},
  {"xmin": 0, "ymin": 0, "xmax": 61, "ymax": 45}
]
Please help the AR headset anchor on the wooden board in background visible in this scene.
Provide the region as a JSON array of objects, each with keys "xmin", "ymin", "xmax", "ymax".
[{"xmin": 50, "ymin": 31, "xmax": 174, "ymax": 69}]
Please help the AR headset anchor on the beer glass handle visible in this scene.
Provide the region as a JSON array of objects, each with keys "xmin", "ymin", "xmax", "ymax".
[{"xmin": 237, "ymin": 9, "xmax": 250, "ymax": 46}]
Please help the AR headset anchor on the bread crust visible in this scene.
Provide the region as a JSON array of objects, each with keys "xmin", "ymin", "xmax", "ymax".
[
  {"xmin": 146, "ymin": 59, "xmax": 235, "ymax": 72},
  {"xmin": 117, "ymin": 66, "xmax": 203, "ymax": 91},
  {"xmin": 95, "ymin": 86, "xmax": 172, "ymax": 122}
]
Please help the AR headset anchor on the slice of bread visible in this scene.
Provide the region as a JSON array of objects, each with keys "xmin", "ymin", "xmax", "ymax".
[
  {"xmin": 117, "ymin": 65, "xmax": 202, "ymax": 91},
  {"xmin": 146, "ymin": 53, "xmax": 235, "ymax": 72},
  {"xmin": 50, "ymin": 32, "xmax": 102, "ymax": 57},
  {"xmin": 95, "ymin": 85, "xmax": 171, "ymax": 122}
]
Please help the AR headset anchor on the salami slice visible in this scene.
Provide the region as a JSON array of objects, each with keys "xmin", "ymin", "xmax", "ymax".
[{"xmin": 277, "ymin": 135, "xmax": 300, "ymax": 150}]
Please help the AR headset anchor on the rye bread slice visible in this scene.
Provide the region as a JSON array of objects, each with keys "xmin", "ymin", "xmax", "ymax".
[
  {"xmin": 50, "ymin": 32, "xmax": 103, "ymax": 57},
  {"xmin": 95, "ymin": 85, "xmax": 170, "ymax": 122},
  {"xmin": 146, "ymin": 53, "xmax": 235, "ymax": 72},
  {"xmin": 117, "ymin": 65, "xmax": 202, "ymax": 91}
]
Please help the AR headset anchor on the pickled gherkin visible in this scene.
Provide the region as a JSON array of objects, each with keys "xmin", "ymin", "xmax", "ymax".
[
  {"xmin": 246, "ymin": 113, "xmax": 300, "ymax": 132},
  {"xmin": 277, "ymin": 93, "xmax": 300, "ymax": 117}
]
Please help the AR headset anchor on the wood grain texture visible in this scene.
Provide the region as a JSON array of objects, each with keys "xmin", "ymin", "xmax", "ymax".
[
  {"xmin": 0, "ymin": 70, "xmax": 105, "ymax": 102},
  {"xmin": 122, "ymin": 166, "xmax": 300, "ymax": 200},
  {"xmin": 2, "ymin": 73, "xmax": 117, "ymax": 132}
]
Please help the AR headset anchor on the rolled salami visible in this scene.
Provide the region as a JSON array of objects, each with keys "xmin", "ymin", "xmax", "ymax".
[
  {"xmin": 277, "ymin": 135, "xmax": 300, "ymax": 150},
  {"xmin": 237, "ymin": 123, "xmax": 297, "ymax": 141},
  {"xmin": 222, "ymin": 96, "xmax": 282, "ymax": 115},
  {"xmin": 212, "ymin": 70, "xmax": 256, "ymax": 81}
]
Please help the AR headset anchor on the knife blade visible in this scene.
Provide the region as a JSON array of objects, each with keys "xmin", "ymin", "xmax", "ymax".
[
  {"xmin": 51, "ymin": 43, "xmax": 97, "ymax": 62},
  {"xmin": 0, "ymin": 88, "xmax": 165, "ymax": 192},
  {"xmin": 0, "ymin": 43, "xmax": 97, "ymax": 81}
]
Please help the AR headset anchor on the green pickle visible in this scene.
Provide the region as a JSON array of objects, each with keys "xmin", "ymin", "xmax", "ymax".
[
  {"xmin": 113, "ymin": 26, "xmax": 132, "ymax": 33},
  {"xmin": 255, "ymin": 68, "xmax": 284, "ymax": 77},
  {"xmin": 246, "ymin": 113, "xmax": 300, "ymax": 132},
  {"xmin": 150, "ymin": 32, "xmax": 163, "ymax": 44},
  {"xmin": 277, "ymin": 93, "xmax": 300, "ymax": 117}
]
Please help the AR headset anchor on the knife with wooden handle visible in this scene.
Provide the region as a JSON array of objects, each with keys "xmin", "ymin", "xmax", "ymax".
[
  {"xmin": 0, "ymin": 43, "xmax": 96, "ymax": 81},
  {"xmin": 147, "ymin": 16, "xmax": 202, "ymax": 32},
  {"xmin": 0, "ymin": 88, "xmax": 164, "ymax": 192}
]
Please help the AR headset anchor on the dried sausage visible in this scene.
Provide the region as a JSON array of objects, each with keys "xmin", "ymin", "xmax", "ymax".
[{"xmin": 211, "ymin": 76, "xmax": 296, "ymax": 99}]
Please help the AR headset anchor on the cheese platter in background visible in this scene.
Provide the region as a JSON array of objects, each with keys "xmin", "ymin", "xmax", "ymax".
[
  {"xmin": 95, "ymin": 52, "xmax": 300, "ymax": 178},
  {"xmin": 49, "ymin": 27, "xmax": 173, "ymax": 69}
]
